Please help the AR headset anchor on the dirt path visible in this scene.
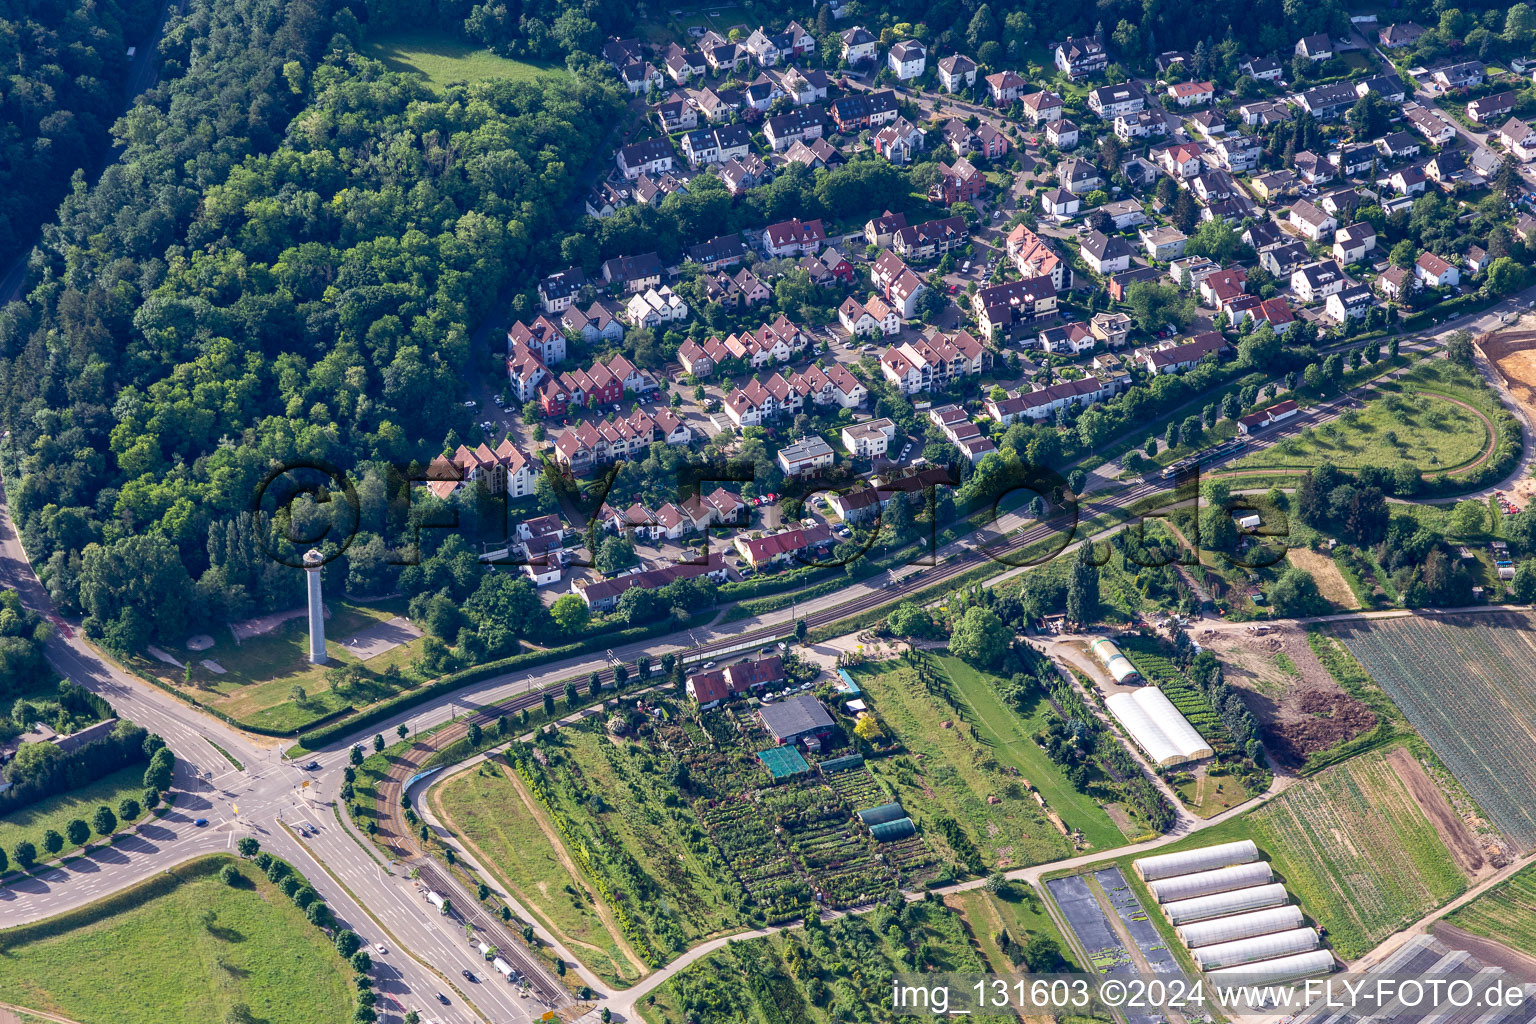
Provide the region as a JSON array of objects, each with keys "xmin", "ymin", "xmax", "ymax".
[
  {"xmin": 0, "ymin": 1003, "xmax": 86, "ymax": 1024},
  {"xmin": 495, "ymin": 762, "xmax": 650, "ymax": 978},
  {"xmin": 1386, "ymin": 747, "xmax": 1488, "ymax": 879},
  {"xmin": 427, "ymin": 764, "xmax": 648, "ymax": 981}
]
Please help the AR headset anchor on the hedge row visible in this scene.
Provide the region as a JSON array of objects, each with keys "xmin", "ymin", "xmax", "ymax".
[
  {"xmin": 125, "ymin": 663, "xmax": 356, "ymax": 738},
  {"xmin": 1400, "ymin": 292, "xmax": 1498, "ymax": 330},
  {"xmin": 294, "ymin": 616, "xmax": 683, "ymax": 751}
]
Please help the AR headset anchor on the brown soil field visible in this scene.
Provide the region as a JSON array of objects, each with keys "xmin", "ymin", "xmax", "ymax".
[
  {"xmin": 1478, "ymin": 326, "xmax": 1536, "ymax": 503},
  {"xmin": 1286, "ymin": 547, "xmax": 1360, "ymax": 610},
  {"xmin": 1431, "ymin": 922, "xmax": 1536, "ymax": 982},
  {"xmin": 1387, "ymin": 746, "xmax": 1488, "ymax": 878},
  {"xmin": 1199, "ymin": 622, "xmax": 1376, "ymax": 769}
]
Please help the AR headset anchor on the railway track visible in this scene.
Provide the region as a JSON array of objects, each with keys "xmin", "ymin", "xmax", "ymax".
[{"xmin": 365, "ymin": 383, "xmax": 1393, "ymax": 992}]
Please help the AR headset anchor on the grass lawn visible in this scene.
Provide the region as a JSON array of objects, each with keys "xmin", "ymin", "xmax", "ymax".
[
  {"xmin": 934, "ymin": 656, "xmax": 1124, "ymax": 850},
  {"xmin": 948, "ymin": 885, "xmax": 1082, "ymax": 973},
  {"xmin": 433, "ymin": 760, "xmax": 646, "ymax": 988},
  {"xmin": 852, "ymin": 657, "xmax": 1107, "ymax": 871},
  {"xmin": 1442, "ymin": 859, "xmax": 1536, "ymax": 957},
  {"xmin": 1230, "ymin": 392, "xmax": 1488, "ymax": 475},
  {"xmin": 1227, "ymin": 360, "xmax": 1503, "ymax": 481},
  {"xmin": 136, "ymin": 597, "xmax": 428, "ymax": 733},
  {"xmin": 366, "ymin": 29, "xmax": 567, "ymax": 91},
  {"xmin": 0, "ymin": 857, "xmax": 354, "ymax": 1024},
  {"xmin": 1171, "ymin": 768, "xmax": 1249, "ymax": 818},
  {"xmin": 0, "ymin": 765, "xmax": 149, "ymax": 862}
]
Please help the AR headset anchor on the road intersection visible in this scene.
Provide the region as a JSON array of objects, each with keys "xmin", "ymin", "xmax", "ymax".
[{"xmin": 0, "ymin": 290, "xmax": 1531, "ymax": 1022}]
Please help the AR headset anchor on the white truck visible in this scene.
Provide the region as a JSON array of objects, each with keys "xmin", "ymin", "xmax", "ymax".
[{"xmin": 425, "ymin": 890, "xmax": 447, "ymax": 914}]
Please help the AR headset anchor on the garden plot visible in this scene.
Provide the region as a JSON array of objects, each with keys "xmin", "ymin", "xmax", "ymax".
[
  {"xmin": 663, "ymin": 702, "xmax": 936, "ymax": 920},
  {"xmin": 1333, "ymin": 612, "xmax": 1536, "ymax": 849},
  {"xmin": 1443, "ymin": 859, "xmax": 1536, "ymax": 961},
  {"xmin": 1045, "ymin": 874, "xmax": 1164, "ymax": 1024},
  {"xmin": 1047, "ymin": 874, "xmax": 1134, "ymax": 974},
  {"xmin": 1243, "ymin": 748, "xmax": 1469, "ymax": 959},
  {"xmin": 1095, "ymin": 867, "xmax": 1179, "ymax": 974}
]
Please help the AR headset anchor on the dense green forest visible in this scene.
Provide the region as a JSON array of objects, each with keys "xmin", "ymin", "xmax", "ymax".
[
  {"xmin": 0, "ymin": 0, "xmax": 159, "ymax": 262},
  {"xmin": 0, "ymin": 0, "xmax": 625, "ymax": 649}
]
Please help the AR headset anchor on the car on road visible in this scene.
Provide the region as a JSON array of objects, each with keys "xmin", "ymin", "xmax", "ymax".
[
  {"xmin": 375, "ymin": 943, "xmax": 386, "ymax": 954},
  {"xmin": 304, "ymin": 761, "xmax": 320, "ymax": 770},
  {"xmin": 437, "ymin": 993, "xmax": 450, "ymax": 1004},
  {"xmin": 194, "ymin": 818, "xmax": 208, "ymax": 826},
  {"xmin": 462, "ymin": 970, "xmax": 477, "ymax": 982},
  {"xmin": 703, "ymin": 660, "xmax": 717, "ymax": 669}
]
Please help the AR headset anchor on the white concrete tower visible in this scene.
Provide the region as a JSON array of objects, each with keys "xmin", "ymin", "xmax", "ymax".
[{"xmin": 303, "ymin": 549, "xmax": 327, "ymax": 664}]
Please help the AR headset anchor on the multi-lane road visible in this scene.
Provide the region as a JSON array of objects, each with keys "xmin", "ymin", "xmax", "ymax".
[{"xmin": 0, "ymin": 291, "xmax": 1529, "ymax": 1021}]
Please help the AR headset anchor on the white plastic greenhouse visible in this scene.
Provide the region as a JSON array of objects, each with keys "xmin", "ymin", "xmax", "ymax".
[
  {"xmin": 1178, "ymin": 905, "xmax": 1305, "ymax": 948},
  {"xmin": 1148, "ymin": 861, "xmax": 1274, "ymax": 904},
  {"xmin": 1191, "ymin": 927, "xmax": 1320, "ymax": 970},
  {"xmin": 1162, "ymin": 883, "xmax": 1291, "ymax": 925},
  {"xmin": 1136, "ymin": 687, "xmax": 1214, "ymax": 759},
  {"xmin": 1135, "ymin": 840, "xmax": 1260, "ymax": 882},
  {"xmin": 1090, "ymin": 638, "xmax": 1142, "ymax": 684},
  {"xmin": 1104, "ymin": 689, "xmax": 1212, "ymax": 767},
  {"xmin": 1205, "ymin": 950, "xmax": 1334, "ymax": 985}
]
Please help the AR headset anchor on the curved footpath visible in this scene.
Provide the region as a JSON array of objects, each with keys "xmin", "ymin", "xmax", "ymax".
[{"xmin": 1, "ymin": 294, "xmax": 1535, "ymax": 1019}]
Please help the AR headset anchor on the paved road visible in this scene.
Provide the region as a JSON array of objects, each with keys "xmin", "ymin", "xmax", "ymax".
[
  {"xmin": 0, "ymin": 482, "xmax": 555, "ymax": 1024},
  {"xmin": 0, "ymin": 284, "xmax": 1530, "ymax": 1020}
]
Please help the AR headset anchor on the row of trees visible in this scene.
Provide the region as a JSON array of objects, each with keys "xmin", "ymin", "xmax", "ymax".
[{"xmin": 0, "ymin": 720, "xmax": 154, "ymax": 816}]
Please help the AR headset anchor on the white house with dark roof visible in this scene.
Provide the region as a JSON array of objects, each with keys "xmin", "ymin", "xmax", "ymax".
[
  {"xmin": 1502, "ymin": 119, "xmax": 1536, "ymax": 161},
  {"xmin": 1291, "ymin": 260, "xmax": 1346, "ymax": 303},
  {"xmin": 937, "ymin": 54, "xmax": 977, "ymax": 92},
  {"xmin": 1079, "ymin": 230, "xmax": 1134, "ymax": 275},
  {"xmin": 616, "ymin": 138, "xmax": 674, "ymax": 180},
  {"xmin": 888, "ymin": 39, "xmax": 926, "ymax": 79},
  {"xmin": 841, "ymin": 26, "xmax": 878, "ymax": 64}
]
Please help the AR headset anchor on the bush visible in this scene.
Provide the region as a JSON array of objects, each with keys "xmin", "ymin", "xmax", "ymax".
[{"xmin": 220, "ymin": 863, "xmax": 243, "ymax": 886}]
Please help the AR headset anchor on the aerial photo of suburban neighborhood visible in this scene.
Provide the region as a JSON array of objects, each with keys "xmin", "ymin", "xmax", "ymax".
[{"xmin": 11, "ymin": 0, "xmax": 1536, "ymax": 1022}]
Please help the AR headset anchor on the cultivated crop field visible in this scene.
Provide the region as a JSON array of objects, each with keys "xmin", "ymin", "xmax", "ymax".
[
  {"xmin": 1443, "ymin": 860, "xmax": 1536, "ymax": 958},
  {"xmin": 1245, "ymin": 748, "xmax": 1468, "ymax": 959},
  {"xmin": 1333, "ymin": 612, "xmax": 1536, "ymax": 848}
]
